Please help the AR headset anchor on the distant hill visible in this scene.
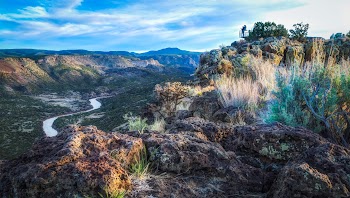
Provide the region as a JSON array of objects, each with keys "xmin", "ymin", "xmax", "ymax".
[
  {"xmin": 138, "ymin": 47, "xmax": 201, "ymax": 56},
  {"xmin": 0, "ymin": 48, "xmax": 201, "ymax": 73},
  {"xmin": 0, "ymin": 48, "xmax": 201, "ymax": 58}
]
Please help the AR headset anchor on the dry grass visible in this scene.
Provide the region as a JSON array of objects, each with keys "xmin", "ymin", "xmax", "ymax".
[
  {"xmin": 247, "ymin": 55, "xmax": 277, "ymax": 99},
  {"xmin": 149, "ymin": 118, "xmax": 166, "ymax": 133},
  {"xmin": 215, "ymin": 75, "xmax": 259, "ymax": 109}
]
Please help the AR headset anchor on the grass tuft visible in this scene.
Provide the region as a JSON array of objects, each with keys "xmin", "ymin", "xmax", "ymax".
[{"xmin": 129, "ymin": 146, "xmax": 150, "ymax": 179}]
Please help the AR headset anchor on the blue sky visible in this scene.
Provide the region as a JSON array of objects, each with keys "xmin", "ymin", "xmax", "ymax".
[{"xmin": 0, "ymin": 0, "xmax": 349, "ymax": 52}]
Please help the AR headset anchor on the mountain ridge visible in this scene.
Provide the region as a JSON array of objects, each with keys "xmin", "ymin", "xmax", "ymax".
[{"xmin": 0, "ymin": 47, "xmax": 201, "ymax": 58}]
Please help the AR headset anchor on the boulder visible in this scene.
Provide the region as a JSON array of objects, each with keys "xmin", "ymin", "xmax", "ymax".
[
  {"xmin": 0, "ymin": 126, "xmax": 143, "ymax": 198},
  {"xmin": 189, "ymin": 93, "xmax": 221, "ymax": 120},
  {"xmin": 269, "ymin": 143, "xmax": 350, "ymax": 197}
]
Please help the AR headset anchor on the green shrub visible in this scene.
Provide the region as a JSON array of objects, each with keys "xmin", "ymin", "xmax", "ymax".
[
  {"xmin": 267, "ymin": 39, "xmax": 350, "ymax": 146},
  {"xmin": 246, "ymin": 21, "xmax": 288, "ymax": 41},
  {"xmin": 289, "ymin": 22, "xmax": 309, "ymax": 42},
  {"xmin": 346, "ymin": 31, "xmax": 350, "ymax": 38},
  {"xmin": 123, "ymin": 113, "xmax": 148, "ymax": 134}
]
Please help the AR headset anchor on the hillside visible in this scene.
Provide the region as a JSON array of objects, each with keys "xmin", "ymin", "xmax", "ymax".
[{"xmin": 0, "ymin": 52, "xmax": 195, "ymax": 159}]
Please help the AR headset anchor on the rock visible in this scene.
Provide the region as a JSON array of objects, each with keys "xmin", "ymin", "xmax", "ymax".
[
  {"xmin": 189, "ymin": 93, "xmax": 221, "ymax": 120},
  {"xmin": 175, "ymin": 110, "xmax": 192, "ymax": 120},
  {"xmin": 168, "ymin": 117, "xmax": 233, "ymax": 142},
  {"xmin": 132, "ymin": 128, "xmax": 266, "ymax": 197},
  {"xmin": 0, "ymin": 126, "xmax": 143, "ymax": 198},
  {"xmin": 2, "ymin": 120, "xmax": 350, "ymax": 198},
  {"xmin": 212, "ymin": 106, "xmax": 255, "ymax": 124},
  {"xmin": 269, "ymin": 143, "xmax": 350, "ymax": 197}
]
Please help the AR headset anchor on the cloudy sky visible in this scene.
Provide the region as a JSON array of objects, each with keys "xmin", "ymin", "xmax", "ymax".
[{"xmin": 0, "ymin": 0, "xmax": 349, "ymax": 52}]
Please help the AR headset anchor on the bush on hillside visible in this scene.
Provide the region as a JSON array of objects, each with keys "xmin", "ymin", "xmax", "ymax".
[
  {"xmin": 246, "ymin": 21, "xmax": 288, "ymax": 41},
  {"xmin": 289, "ymin": 22, "xmax": 309, "ymax": 42},
  {"xmin": 154, "ymin": 82, "xmax": 189, "ymax": 117},
  {"xmin": 267, "ymin": 39, "xmax": 350, "ymax": 147}
]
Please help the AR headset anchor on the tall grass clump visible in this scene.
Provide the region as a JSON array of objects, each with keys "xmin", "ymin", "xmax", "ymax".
[
  {"xmin": 267, "ymin": 39, "xmax": 350, "ymax": 147},
  {"xmin": 129, "ymin": 146, "xmax": 150, "ymax": 179},
  {"xmin": 215, "ymin": 55, "xmax": 277, "ymax": 109},
  {"xmin": 215, "ymin": 75, "xmax": 259, "ymax": 110},
  {"xmin": 248, "ymin": 55, "xmax": 277, "ymax": 99},
  {"xmin": 149, "ymin": 118, "xmax": 166, "ymax": 132}
]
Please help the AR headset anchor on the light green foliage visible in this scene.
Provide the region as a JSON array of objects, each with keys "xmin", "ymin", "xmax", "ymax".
[
  {"xmin": 289, "ymin": 22, "xmax": 309, "ymax": 42},
  {"xmin": 123, "ymin": 112, "xmax": 148, "ymax": 134},
  {"xmin": 129, "ymin": 146, "xmax": 150, "ymax": 178},
  {"xmin": 266, "ymin": 66, "xmax": 312, "ymax": 128},
  {"xmin": 267, "ymin": 40, "xmax": 350, "ymax": 146},
  {"xmin": 246, "ymin": 21, "xmax": 289, "ymax": 41}
]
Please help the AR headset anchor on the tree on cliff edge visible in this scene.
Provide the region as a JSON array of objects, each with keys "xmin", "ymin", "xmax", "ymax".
[
  {"xmin": 289, "ymin": 22, "xmax": 309, "ymax": 42},
  {"xmin": 246, "ymin": 21, "xmax": 288, "ymax": 41}
]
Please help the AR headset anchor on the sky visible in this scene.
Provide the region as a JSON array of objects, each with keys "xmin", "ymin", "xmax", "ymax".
[{"xmin": 0, "ymin": 0, "xmax": 349, "ymax": 52}]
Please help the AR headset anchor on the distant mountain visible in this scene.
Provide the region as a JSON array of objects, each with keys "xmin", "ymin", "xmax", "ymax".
[
  {"xmin": 138, "ymin": 48, "xmax": 201, "ymax": 56},
  {"xmin": 0, "ymin": 49, "xmax": 136, "ymax": 58},
  {"xmin": 0, "ymin": 48, "xmax": 200, "ymax": 58},
  {"xmin": 0, "ymin": 48, "xmax": 201, "ymax": 73}
]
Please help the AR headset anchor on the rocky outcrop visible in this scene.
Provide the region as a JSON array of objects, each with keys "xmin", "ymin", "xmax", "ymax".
[
  {"xmin": 2, "ymin": 120, "xmax": 350, "ymax": 197},
  {"xmin": 196, "ymin": 37, "xmax": 350, "ymax": 84},
  {"xmin": 0, "ymin": 126, "xmax": 143, "ymax": 198}
]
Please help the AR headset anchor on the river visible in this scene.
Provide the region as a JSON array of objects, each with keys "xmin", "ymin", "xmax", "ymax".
[{"xmin": 42, "ymin": 98, "xmax": 102, "ymax": 137}]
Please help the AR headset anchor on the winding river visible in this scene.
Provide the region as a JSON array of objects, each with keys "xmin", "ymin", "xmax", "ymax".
[{"xmin": 43, "ymin": 98, "xmax": 102, "ymax": 137}]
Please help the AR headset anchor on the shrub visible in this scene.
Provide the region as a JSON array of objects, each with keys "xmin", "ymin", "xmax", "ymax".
[
  {"xmin": 346, "ymin": 31, "xmax": 350, "ymax": 38},
  {"xmin": 289, "ymin": 22, "xmax": 309, "ymax": 42},
  {"xmin": 129, "ymin": 146, "xmax": 149, "ymax": 179},
  {"xmin": 123, "ymin": 113, "xmax": 148, "ymax": 134},
  {"xmin": 246, "ymin": 21, "xmax": 288, "ymax": 41},
  {"xmin": 267, "ymin": 39, "xmax": 350, "ymax": 146},
  {"xmin": 154, "ymin": 82, "xmax": 189, "ymax": 117}
]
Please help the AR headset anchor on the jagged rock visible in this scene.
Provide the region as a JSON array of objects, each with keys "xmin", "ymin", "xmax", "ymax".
[
  {"xmin": 269, "ymin": 143, "xmax": 350, "ymax": 197},
  {"xmin": 189, "ymin": 93, "xmax": 221, "ymax": 121},
  {"xmin": 212, "ymin": 106, "xmax": 255, "ymax": 124},
  {"xmin": 175, "ymin": 109, "xmax": 192, "ymax": 120},
  {"xmin": 2, "ymin": 120, "xmax": 350, "ymax": 198},
  {"xmin": 0, "ymin": 126, "xmax": 143, "ymax": 198},
  {"xmin": 195, "ymin": 37, "xmax": 350, "ymax": 83}
]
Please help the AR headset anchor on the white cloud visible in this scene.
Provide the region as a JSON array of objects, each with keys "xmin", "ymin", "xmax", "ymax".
[
  {"xmin": 262, "ymin": 0, "xmax": 350, "ymax": 38},
  {"xmin": 2, "ymin": 0, "xmax": 345, "ymax": 50}
]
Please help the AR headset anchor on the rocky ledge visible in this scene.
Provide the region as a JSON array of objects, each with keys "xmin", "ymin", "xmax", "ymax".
[{"xmin": 1, "ymin": 118, "xmax": 350, "ymax": 198}]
